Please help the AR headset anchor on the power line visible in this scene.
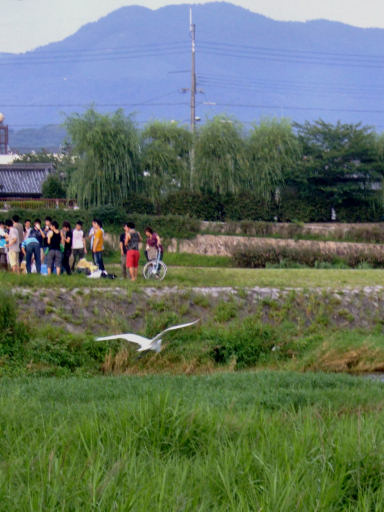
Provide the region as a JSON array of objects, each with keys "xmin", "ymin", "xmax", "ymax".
[
  {"xmin": 0, "ymin": 46, "xmax": 189, "ymax": 66},
  {"xmin": 0, "ymin": 102, "xmax": 189, "ymax": 108},
  {"xmin": 197, "ymin": 78, "xmax": 384, "ymax": 100},
  {"xmin": 198, "ymin": 42, "xmax": 384, "ymax": 69},
  {"xmin": 199, "ymin": 39, "xmax": 384, "ymax": 60},
  {"xmin": 197, "ymin": 72, "xmax": 384, "ymax": 94},
  {"xmin": 199, "ymin": 102, "xmax": 384, "ymax": 114}
]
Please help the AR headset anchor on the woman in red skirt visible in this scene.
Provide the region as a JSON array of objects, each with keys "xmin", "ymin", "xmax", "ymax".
[{"xmin": 125, "ymin": 222, "xmax": 142, "ymax": 281}]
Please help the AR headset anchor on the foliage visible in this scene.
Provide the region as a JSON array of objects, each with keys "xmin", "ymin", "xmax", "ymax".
[
  {"xmin": 0, "ymin": 290, "xmax": 28, "ymax": 358},
  {"xmin": 2, "ymin": 373, "xmax": 384, "ymax": 509},
  {"xmin": 231, "ymin": 243, "xmax": 384, "ymax": 268},
  {"xmin": 160, "ymin": 190, "xmax": 225, "ymax": 220},
  {"xmin": 141, "ymin": 121, "xmax": 192, "ymax": 201},
  {"xmin": 291, "ymin": 120, "xmax": 384, "ymax": 215},
  {"xmin": 211, "ymin": 321, "xmax": 278, "ymax": 369},
  {"xmin": 57, "ymin": 111, "xmax": 384, "ymax": 220},
  {"xmin": 246, "ymin": 118, "xmax": 301, "ymax": 203},
  {"xmin": 14, "ymin": 149, "xmax": 57, "ymax": 163},
  {"xmin": 193, "ymin": 116, "xmax": 247, "ymax": 194},
  {"xmin": 66, "ymin": 108, "xmax": 141, "ymax": 207},
  {"xmin": 41, "ymin": 174, "xmax": 66, "ymax": 198}
]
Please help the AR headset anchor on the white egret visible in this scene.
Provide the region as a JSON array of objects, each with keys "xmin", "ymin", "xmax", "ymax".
[{"xmin": 95, "ymin": 319, "xmax": 199, "ymax": 353}]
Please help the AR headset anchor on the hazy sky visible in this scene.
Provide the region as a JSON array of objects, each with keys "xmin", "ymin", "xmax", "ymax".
[{"xmin": 2, "ymin": 0, "xmax": 384, "ymax": 53}]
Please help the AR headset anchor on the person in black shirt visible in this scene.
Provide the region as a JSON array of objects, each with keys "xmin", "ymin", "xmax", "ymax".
[
  {"xmin": 46, "ymin": 220, "xmax": 62, "ymax": 275},
  {"xmin": 42, "ymin": 216, "xmax": 52, "ymax": 264},
  {"xmin": 61, "ymin": 221, "xmax": 72, "ymax": 275},
  {"xmin": 119, "ymin": 223, "xmax": 129, "ymax": 278}
]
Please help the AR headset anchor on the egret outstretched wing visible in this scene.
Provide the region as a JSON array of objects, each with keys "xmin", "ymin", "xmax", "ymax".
[
  {"xmin": 151, "ymin": 319, "xmax": 200, "ymax": 343},
  {"xmin": 96, "ymin": 320, "xmax": 200, "ymax": 353},
  {"xmin": 96, "ymin": 333, "xmax": 151, "ymax": 349}
]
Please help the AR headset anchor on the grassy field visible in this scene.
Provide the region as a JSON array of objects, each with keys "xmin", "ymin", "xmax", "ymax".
[
  {"xmin": 1, "ymin": 372, "xmax": 384, "ymax": 511},
  {"xmin": 2, "ymin": 258, "xmax": 384, "ymax": 509},
  {"xmin": 3, "ymin": 266, "xmax": 384, "ymax": 290}
]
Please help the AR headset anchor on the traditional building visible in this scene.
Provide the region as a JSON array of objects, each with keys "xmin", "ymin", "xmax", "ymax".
[{"xmin": 0, "ymin": 162, "xmax": 54, "ymax": 198}]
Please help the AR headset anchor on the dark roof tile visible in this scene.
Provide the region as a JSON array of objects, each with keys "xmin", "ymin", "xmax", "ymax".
[{"xmin": 0, "ymin": 163, "xmax": 54, "ymax": 195}]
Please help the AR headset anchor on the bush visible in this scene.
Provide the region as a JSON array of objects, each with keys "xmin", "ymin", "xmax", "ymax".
[
  {"xmin": 231, "ymin": 243, "xmax": 384, "ymax": 269},
  {"xmin": 0, "ymin": 291, "xmax": 28, "ymax": 358},
  {"xmin": 91, "ymin": 204, "xmax": 126, "ymax": 225},
  {"xmin": 160, "ymin": 191, "xmax": 225, "ymax": 221},
  {"xmin": 223, "ymin": 193, "xmax": 276, "ymax": 221},
  {"xmin": 210, "ymin": 320, "xmax": 278, "ymax": 369},
  {"xmin": 123, "ymin": 195, "xmax": 156, "ymax": 215}
]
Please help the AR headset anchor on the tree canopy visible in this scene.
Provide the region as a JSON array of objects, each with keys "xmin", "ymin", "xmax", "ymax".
[
  {"xmin": 66, "ymin": 109, "xmax": 141, "ymax": 208},
  {"xmin": 292, "ymin": 120, "xmax": 384, "ymax": 209},
  {"xmin": 44, "ymin": 109, "xmax": 384, "ymax": 221},
  {"xmin": 193, "ymin": 116, "xmax": 247, "ymax": 194},
  {"xmin": 141, "ymin": 121, "xmax": 192, "ymax": 202},
  {"xmin": 246, "ymin": 118, "xmax": 301, "ymax": 203}
]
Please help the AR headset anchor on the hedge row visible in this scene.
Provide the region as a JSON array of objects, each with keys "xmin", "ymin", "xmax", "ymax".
[
  {"xmin": 231, "ymin": 244, "xmax": 384, "ymax": 269},
  {"xmin": 156, "ymin": 192, "xmax": 384, "ymax": 223},
  {"xmin": 2, "ymin": 206, "xmax": 201, "ymax": 239},
  {"xmin": 3, "ymin": 191, "xmax": 383, "ymax": 223}
]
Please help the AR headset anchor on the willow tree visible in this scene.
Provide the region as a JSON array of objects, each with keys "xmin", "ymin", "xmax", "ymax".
[
  {"xmin": 193, "ymin": 116, "xmax": 247, "ymax": 194},
  {"xmin": 141, "ymin": 121, "xmax": 192, "ymax": 202},
  {"xmin": 246, "ymin": 118, "xmax": 301, "ymax": 203},
  {"xmin": 66, "ymin": 108, "xmax": 141, "ymax": 208}
]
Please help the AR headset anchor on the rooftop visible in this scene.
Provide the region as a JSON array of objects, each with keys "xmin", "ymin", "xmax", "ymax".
[{"xmin": 0, "ymin": 163, "xmax": 54, "ymax": 197}]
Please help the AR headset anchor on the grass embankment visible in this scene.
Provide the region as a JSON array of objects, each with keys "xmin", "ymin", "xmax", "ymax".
[
  {"xmin": 3, "ymin": 268, "xmax": 384, "ymax": 376},
  {"xmin": 1, "ymin": 372, "xmax": 384, "ymax": 510}
]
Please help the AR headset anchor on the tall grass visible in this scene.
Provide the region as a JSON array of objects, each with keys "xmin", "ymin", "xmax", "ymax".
[{"xmin": 0, "ymin": 373, "xmax": 384, "ymax": 510}]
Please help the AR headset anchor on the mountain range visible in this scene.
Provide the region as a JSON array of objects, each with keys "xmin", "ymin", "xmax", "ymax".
[{"xmin": 2, "ymin": 2, "xmax": 384, "ymax": 151}]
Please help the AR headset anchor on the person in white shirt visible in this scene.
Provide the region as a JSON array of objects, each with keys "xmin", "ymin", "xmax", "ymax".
[
  {"xmin": 5, "ymin": 219, "xmax": 20, "ymax": 273},
  {"xmin": 71, "ymin": 220, "xmax": 87, "ymax": 271},
  {"xmin": 24, "ymin": 219, "xmax": 31, "ymax": 240}
]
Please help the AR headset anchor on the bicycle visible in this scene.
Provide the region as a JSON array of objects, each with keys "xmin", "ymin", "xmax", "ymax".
[{"xmin": 143, "ymin": 250, "xmax": 167, "ymax": 281}]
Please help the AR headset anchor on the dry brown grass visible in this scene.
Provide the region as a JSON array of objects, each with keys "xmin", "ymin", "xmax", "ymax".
[{"xmin": 303, "ymin": 342, "xmax": 384, "ymax": 373}]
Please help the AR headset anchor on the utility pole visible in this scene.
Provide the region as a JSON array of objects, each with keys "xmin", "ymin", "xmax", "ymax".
[
  {"xmin": 189, "ymin": 8, "xmax": 197, "ymax": 189},
  {"xmin": 190, "ymin": 8, "xmax": 196, "ymax": 134}
]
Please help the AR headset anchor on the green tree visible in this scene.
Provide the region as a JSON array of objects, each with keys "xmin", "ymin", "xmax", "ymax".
[
  {"xmin": 193, "ymin": 116, "xmax": 247, "ymax": 194},
  {"xmin": 66, "ymin": 108, "xmax": 141, "ymax": 208},
  {"xmin": 290, "ymin": 120, "xmax": 384, "ymax": 220},
  {"xmin": 42, "ymin": 174, "xmax": 66, "ymax": 198},
  {"xmin": 246, "ymin": 118, "xmax": 301, "ymax": 203},
  {"xmin": 141, "ymin": 121, "xmax": 192, "ymax": 201}
]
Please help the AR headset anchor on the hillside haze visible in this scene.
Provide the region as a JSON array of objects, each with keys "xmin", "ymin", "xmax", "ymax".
[{"xmin": 2, "ymin": 2, "xmax": 384, "ymax": 151}]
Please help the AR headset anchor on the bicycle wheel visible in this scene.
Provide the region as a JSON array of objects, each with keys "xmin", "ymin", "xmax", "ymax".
[
  {"xmin": 143, "ymin": 260, "xmax": 167, "ymax": 281},
  {"xmin": 155, "ymin": 261, "xmax": 167, "ymax": 281}
]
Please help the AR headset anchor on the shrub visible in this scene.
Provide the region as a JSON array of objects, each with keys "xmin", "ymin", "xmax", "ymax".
[
  {"xmin": 210, "ymin": 320, "xmax": 278, "ymax": 369},
  {"xmin": 231, "ymin": 243, "xmax": 384, "ymax": 269},
  {"xmin": 0, "ymin": 291, "xmax": 28, "ymax": 358},
  {"xmin": 160, "ymin": 191, "xmax": 225, "ymax": 221},
  {"xmin": 91, "ymin": 204, "xmax": 126, "ymax": 225}
]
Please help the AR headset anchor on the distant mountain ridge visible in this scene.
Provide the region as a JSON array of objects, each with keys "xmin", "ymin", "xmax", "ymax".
[{"xmin": 2, "ymin": 2, "xmax": 384, "ymax": 151}]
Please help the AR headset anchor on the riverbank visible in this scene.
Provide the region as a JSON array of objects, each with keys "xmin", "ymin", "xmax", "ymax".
[{"xmin": 3, "ymin": 268, "xmax": 384, "ymax": 376}]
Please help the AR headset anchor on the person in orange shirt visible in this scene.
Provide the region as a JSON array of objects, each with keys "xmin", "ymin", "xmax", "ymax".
[{"xmin": 91, "ymin": 219, "xmax": 105, "ymax": 271}]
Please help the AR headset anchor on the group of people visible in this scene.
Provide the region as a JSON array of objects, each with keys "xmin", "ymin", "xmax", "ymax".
[
  {"xmin": 0, "ymin": 215, "xmax": 163, "ymax": 281},
  {"xmin": 0, "ymin": 215, "xmax": 103, "ymax": 275}
]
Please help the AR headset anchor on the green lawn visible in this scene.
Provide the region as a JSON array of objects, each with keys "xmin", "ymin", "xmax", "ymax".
[
  {"xmin": 2, "ymin": 267, "xmax": 384, "ymax": 290},
  {"xmin": 1, "ymin": 372, "xmax": 384, "ymax": 511}
]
